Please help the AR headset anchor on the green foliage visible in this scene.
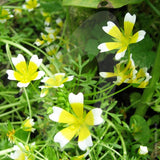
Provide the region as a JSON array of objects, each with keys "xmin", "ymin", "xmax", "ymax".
[
  {"xmin": 130, "ymin": 35, "xmax": 156, "ymax": 68},
  {"xmin": 63, "ymin": 0, "xmax": 101, "ymax": 8},
  {"xmin": 40, "ymin": 0, "xmax": 63, "ymax": 13},
  {"xmin": 130, "ymin": 115, "xmax": 151, "ymax": 144},
  {"xmin": 63, "ymin": 0, "xmax": 144, "ymax": 8}
]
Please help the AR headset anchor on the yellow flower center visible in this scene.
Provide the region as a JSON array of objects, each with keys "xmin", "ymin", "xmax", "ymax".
[{"xmin": 14, "ymin": 61, "xmax": 38, "ymax": 83}]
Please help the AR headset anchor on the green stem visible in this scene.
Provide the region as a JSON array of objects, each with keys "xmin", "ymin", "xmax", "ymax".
[
  {"xmin": 0, "ymin": 106, "xmax": 24, "ymax": 118},
  {"xmin": 0, "ymin": 39, "xmax": 53, "ymax": 77},
  {"xmin": 85, "ymin": 84, "xmax": 131, "ymax": 104},
  {"xmin": 23, "ymin": 87, "xmax": 32, "ymax": 118},
  {"xmin": 85, "ymin": 83, "xmax": 115, "ymax": 97},
  {"xmin": 106, "ymin": 119, "xmax": 127, "ymax": 159},
  {"xmin": 135, "ymin": 42, "xmax": 160, "ymax": 116},
  {"xmin": 0, "ymin": 148, "xmax": 14, "ymax": 156}
]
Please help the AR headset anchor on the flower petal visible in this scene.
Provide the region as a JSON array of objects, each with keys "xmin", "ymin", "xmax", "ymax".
[
  {"xmin": 17, "ymin": 82, "xmax": 30, "ymax": 88},
  {"xmin": 98, "ymin": 42, "xmax": 121, "ymax": 53},
  {"xmin": 102, "ymin": 21, "xmax": 122, "ymax": 40},
  {"xmin": 99, "ymin": 72, "xmax": 116, "ymax": 78},
  {"xmin": 12, "ymin": 54, "xmax": 25, "ymax": 67},
  {"xmin": 33, "ymin": 71, "xmax": 45, "ymax": 80},
  {"xmin": 54, "ymin": 125, "xmax": 78, "ymax": 148},
  {"xmin": 78, "ymin": 126, "xmax": 93, "ymax": 151},
  {"xmin": 30, "ymin": 55, "xmax": 43, "ymax": 67},
  {"xmin": 124, "ymin": 12, "xmax": 136, "ymax": 37},
  {"xmin": 85, "ymin": 108, "xmax": 104, "ymax": 126},
  {"xmin": 115, "ymin": 47, "xmax": 127, "ymax": 60},
  {"xmin": 130, "ymin": 30, "xmax": 146, "ymax": 44},
  {"xmin": 41, "ymin": 77, "xmax": 49, "ymax": 83},
  {"xmin": 6, "ymin": 70, "xmax": 16, "ymax": 80},
  {"xmin": 49, "ymin": 106, "xmax": 76, "ymax": 124},
  {"xmin": 69, "ymin": 93, "xmax": 84, "ymax": 118},
  {"xmin": 66, "ymin": 76, "xmax": 74, "ymax": 82}
]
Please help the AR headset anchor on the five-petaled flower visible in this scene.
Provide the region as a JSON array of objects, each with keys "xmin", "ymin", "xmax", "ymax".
[
  {"xmin": 21, "ymin": 117, "xmax": 35, "ymax": 132},
  {"xmin": 49, "ymin": 92, "xmax": 104, "ymax": 151},
  {"xmin": 39, "ymin": 73, "xmax": 74, "ymax": 97},
  {"xmin": 6, "ymin": 54, "xmax": 45, "ymax": 88},
  {"xmin": 0, "ymin": 8, "xmax": 13, "ymax": 23},
  {"xmin": 98, "ymin": 12, "xmax": 146, "ymax": 60},
  {"xmin": 100, "ymin": 54, "xmax": 151, "ymax": 88},
  {"xmin": 22, "ymin": 0, "xmax": 40, "ymax": 12}
]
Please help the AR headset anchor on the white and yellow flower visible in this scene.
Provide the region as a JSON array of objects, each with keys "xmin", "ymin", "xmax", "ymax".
[
  {"xmin": 35, "ymin": 28, "xmax": 57, "ymax": 46},
  {"xmin": 10, "ymin": 142, "xmax": 35, "ymax": 160},
  {"xmin": 6, "ymin": 54, "xmax": 45, "ymax": 88},
  {"xmin": 98, "ymin": 12, "xmax": 146, "ymax": 60},
  {"xmin": 39, "ymin": 73, "xmax": 74, "ymax": 97},
  {"xmin": 45, "ymin": 45, "xmax": 58, "ymax": 56},
  {"xmin": 14, "ymin": 8, "xmax": 22, "ymax": 16},
  {"xmin": 0, "ymin": 8, "xmax": 13, "ymax": 23},
  {"xmin": 138, "ymin": 145, "xmax": 148, "ymax": 155},
  {"xmin": 22, "ymin": 0, "xmax": 40, "ymax": 12},
  {"xmin": 21, "ymin": 117, "xmax": 35, "ymax": 132},
  {"xmin": 100, "ymin": 54, "xmax": 151, "ymax": 88},
  {"xmin": 131, "ymin": 67, "xmax": 152, "ymax": 88},
  {"xmin": 49, "ymin": 92, "xmax": 104, "ymax": 151},
  {"xmin": 41, "ymin": 11, "xmax": 51, "ymax": 26},
  {"xmin": 100, "ymin": 54, "xmax": 136, "ymax": 85}
]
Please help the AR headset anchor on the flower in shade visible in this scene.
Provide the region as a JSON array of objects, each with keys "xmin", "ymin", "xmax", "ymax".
[
  {"xmin": 49, "ymin": 92, "xmax": 104, "ymax": 151},
  {"xmin": 10, "ymin": 142, "xmax": 35, "ymax": 160},
  {"xmin": 100, "ymin": 54, "xmax": 136, "ymax": 86},
  {"xmin": 98, "ymin": 12, "xmax": 146, "ymax": 60},
  {"xmin": 0, "ymin": 8, "xmax": 13, "ymax": 23},
  {"xmin": 6, "ymin": 54, "xmax": 45, "ymax": 88},
  {"xmin": 21, "ymin": 117, "xmax": 35, "ymax": 132},
  {"xmin": 99, "ymin": 54, "xmax": 151, "ymax": 88},
  {"xmin": 131, "ymin": 67, "xmax": 152, "ymax": 88},
  {"xmin": 22, "ymin": 0, "xmax": 40, "ymax": 12},
  {"xmin": 39, "ymin": 73, "xmax": 74, "ymax": 97},
  {"xmin": 138, "ymin": 145, "xmax": 148, "ymax": 155}
]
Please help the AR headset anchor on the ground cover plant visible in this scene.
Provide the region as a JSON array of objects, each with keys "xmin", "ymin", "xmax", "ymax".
[{"xmin": 0, "ymin": 0, "xmax": 160, "ymax": 159}]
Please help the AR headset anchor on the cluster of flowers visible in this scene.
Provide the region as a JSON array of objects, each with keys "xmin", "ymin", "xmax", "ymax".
[
  {"xmin": 5, "ymin": 11, "xmax": 150, "ymax": 159},
  {"xmin": 98, "ymin": 12, "xmax": 151, "ymax": 88},
  {"xmin": 6, "ymin": 53, "xmax": 104, "ymax": 158},
  {"xmin": 0, "ymin": 0, "xmax": 40, "ymax": 23}
]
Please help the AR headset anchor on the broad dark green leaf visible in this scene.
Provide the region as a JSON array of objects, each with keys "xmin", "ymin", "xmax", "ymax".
[
  {"xmin": 130, "ymin": 115, "xmax": 151, "ymax": 144},
  {"xmin": 63, "ymin": 0, "xmax": 100, "ymax": 8},
  {"xmin": 63, "ymin": 0, "xmax": 144, "ymax": 8}
]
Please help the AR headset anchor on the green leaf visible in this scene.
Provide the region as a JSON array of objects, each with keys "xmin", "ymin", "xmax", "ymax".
[
  {"xmin": 130, "ymin": 115, "xmax": 151, "ymax": 144},
  {"xmin": 130, "ymin": 35, "xmax": 156, "ymax": 68},
  {"xmin": 63, "ymin": 0, "xmax": 101, "ymax": 8},
  {"xmin": 44, "ymin": 147, "xmax": 58, "ymax": 160},
  {"xmin": 63, "ymin": 0, "xmax": 144, "ymax": 8},
  {"xmin": 15, "ymin": 129, "xmax": 29, "ymax": 142},
  {"xmin": 98, "ymin": 0, "xmax": 144, "ymax": 8},
  {"xmin": 85, "ymin": 39, "xmax": 99, "ymax": 60}
]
